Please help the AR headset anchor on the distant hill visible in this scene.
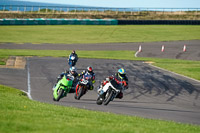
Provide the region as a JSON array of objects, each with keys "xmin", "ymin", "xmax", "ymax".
[
  {"xmin": 0, "ymin": 0, "xmax": 82, "ymax": 7},
  {"xmin": 0, "ymin": 0, "xmax": 98, "ymax": 12},
  {"xmin": 0, "ymin": 0, "xmax": 138, "ymax": 12}
]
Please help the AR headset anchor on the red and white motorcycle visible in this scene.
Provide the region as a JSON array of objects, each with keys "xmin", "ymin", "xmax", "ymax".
[{"xmin": 96, "ymin": 77, "xmax": 127, "ymax": 105}]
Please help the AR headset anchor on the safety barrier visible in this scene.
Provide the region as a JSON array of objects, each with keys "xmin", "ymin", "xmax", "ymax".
[
  {"xmin": 0, "ymin": 18, "xmax": 118, "ymax": 25},
  {"xmin": 1, "ymin": 19, "xmax": 200, "ymax": 25},
  {"xmin": 118, "ymin": 20, "xmax": 200, "ymax": 25}
]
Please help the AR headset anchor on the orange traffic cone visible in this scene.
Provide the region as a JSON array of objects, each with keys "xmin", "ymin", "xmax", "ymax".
[
  {"xmin": 138, "ymin": 45, "xmax": 142, "ymax": 52},
  {"xmin": 161, "ymin": 45, "xmax": 165, "ymax": 52},
  {"xmin": 183, "ymin": 45, "xmax": 186, "ymax": 52}
]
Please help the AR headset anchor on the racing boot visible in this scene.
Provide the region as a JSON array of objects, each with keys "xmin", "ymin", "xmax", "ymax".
[{"xmin": 116, "ymin": 91, "xmax": 123, "ymax": 99}]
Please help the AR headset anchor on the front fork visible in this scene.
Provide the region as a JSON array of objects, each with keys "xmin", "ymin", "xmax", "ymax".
[
  {"xmin": 98, "ymin": 83, "xmax": 111, "ymax": 96},
  {"xmin": 98, "ymin": 85, "xmax": 118, "ymax": 101}
]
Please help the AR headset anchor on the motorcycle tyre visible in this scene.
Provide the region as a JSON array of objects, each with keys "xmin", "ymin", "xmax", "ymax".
[
  {"xmin": 53, "ymin": 97, "xmax": 56, "ymax": 101},
  {"xmin": 55, "ymin": 88, "xmax": 64, "ymax": 101},
  {"xmin": 76, "ymin": 86, "xmax": 83, "ymax": 100},
  {"xmin": 72, "ymin": 61, "xmax": 76, "ymax": 66},
  {"xmin": 103, "ymin": 89, "xmax": 114, "ymax": 106},
  {"xmin": 96, "ymin": 96, "xmax": 103, "ymax": 105}
]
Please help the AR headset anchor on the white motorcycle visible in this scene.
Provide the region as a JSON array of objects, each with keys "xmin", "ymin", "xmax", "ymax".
[{"xmin": 96, "ymin": 78, "xmax": 127, "ymax": 105}]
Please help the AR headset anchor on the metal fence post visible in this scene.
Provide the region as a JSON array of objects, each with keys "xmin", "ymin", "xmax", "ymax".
[
  {"xmin": 31, "ymin": 6, "xmax": 33, "ymax": 13},
  {"xmin": 9, "ymin": 5, "xmax": 12, "ymax": 12},
  {"xmin": 131, "ymin": 8, "xmax": 133, "ymax": 15},
  {"xmin": 24, "ymin": 6, "xmax": 26, "ymax": 13},
  {"xmin": 3, "ymin": 6, "xmax": 5, "ymax": 12},
  {"xmin": 89, "ymin": 8, "xmax": 91, "ymax": 15},
  {"xmin": 94, "ymin": 8, "xmax": 97, "ymax": 15}
]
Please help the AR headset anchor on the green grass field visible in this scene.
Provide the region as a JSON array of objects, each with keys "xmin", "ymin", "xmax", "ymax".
[
  {"xmin": 1, "ymin": 85, "xmax": 200, "ymax": 133},
  {"xmin": 0, "ymin": 25, "xmax": 200, "ymax": 44},
  {"xmin": 0, "ymin": 25, "xmax": 200, "ymax": 132}
]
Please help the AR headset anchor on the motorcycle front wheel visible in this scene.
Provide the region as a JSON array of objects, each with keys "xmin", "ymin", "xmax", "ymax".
[
  {"xmin": 96, "ymin": 96, "xmax": 103, "ymax": 105},
  {"xmin": 72, "ymin": 61, "xmax": 76, "ymax": 66},
  {"xmin": 54, "ymin": 88, "xmax": 64, "ymax": 101},
  {"xmin": 75, "ymin": 86, "xmax": 83, "ymax": 100},
  {"xmin": 103, "ymin": 89, "xmax": 114, "ymax": 105}
]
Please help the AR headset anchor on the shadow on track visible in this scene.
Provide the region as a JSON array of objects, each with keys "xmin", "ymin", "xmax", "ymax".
[{"xmin": 126, "ymin": 65, "xmax": 200, "ymax": 102}]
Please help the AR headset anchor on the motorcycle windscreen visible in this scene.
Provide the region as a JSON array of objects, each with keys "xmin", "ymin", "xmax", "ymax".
[
  {"xmin": 70, "ymin": 56, "xmax": 75, "ymax": 60},
  {"xmin": 83, "ymin": 73, "xmax": 92, "ymax": 80},
  {"xmin": 61, "ymin": 75, "xmax": 73, "ymax": 88}
]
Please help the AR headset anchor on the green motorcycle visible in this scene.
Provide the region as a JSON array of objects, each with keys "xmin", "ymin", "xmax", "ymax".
[{"xmin": 53, "ymin": 74, "xmax": 73, "ymax": 101}]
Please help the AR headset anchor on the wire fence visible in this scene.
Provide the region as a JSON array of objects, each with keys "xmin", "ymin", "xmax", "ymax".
[
  {"xmin": 1, "ymin": 5, "xmax": 200, "ymax": 20},
  {"xmin": 0, "ymin": 5, "xmax": 200, "ymax": 15}
]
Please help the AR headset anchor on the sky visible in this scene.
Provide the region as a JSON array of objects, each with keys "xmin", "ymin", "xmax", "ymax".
[{"xmin": 19, "ymin": 0, "xmax": 200, "ymax": 8}]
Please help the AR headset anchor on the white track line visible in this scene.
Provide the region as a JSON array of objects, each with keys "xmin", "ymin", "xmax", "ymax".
[
  {"xmin": 27, "ymin": 58, "xmax": 33, "ymax": 100},
  {"xmin": 134, "ymin": 51, "xmax": 139, "ymax": 57},
  {"xmin": 135, "ymin": 48, "xmax": 199, "ymax": 83}
]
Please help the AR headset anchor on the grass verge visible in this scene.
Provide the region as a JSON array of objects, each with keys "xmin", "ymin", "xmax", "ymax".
[
  {"xmin": 0, "ymin": 49, "xmax": 200, "ymax": 80},
  {"xmin": 0, "ymin": 85, "xmax": 200, "ymax": 133},
  {"xmin": 0, "ymin": 25, "xmax": 200, "ymax": 44}
]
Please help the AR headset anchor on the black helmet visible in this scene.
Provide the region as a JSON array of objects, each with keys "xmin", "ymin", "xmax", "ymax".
[
  {"xmin": 87, "ymin": 66, "xmax": 93, "ymax": 73},
  {"xmin": 72, "ymin": 50, "xmax": 75, "ymax": 54}
]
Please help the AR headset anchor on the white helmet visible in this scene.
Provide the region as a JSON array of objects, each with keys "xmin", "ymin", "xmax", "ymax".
[{"xmin": 70, "ymin": 67, "xmax": 77, "ymax": 72}]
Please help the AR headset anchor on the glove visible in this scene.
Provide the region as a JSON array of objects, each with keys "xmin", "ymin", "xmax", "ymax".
[
  {"xmin": 122, "ymin": 81, "xmax": 127, "ymax": 87},
  {"xmin": 109, "ymin": 76, "xmax": 114, "ymax": 80},
  {"xmin": 124, "ymin": 85, "xmax": 128, "ymax": 90},
  {"xmin": 92, "ymin": 80, "xmax": 96, "ymax": 84}
]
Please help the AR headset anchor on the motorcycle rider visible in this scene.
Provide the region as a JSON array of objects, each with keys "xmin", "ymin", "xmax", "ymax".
[
  {"xmin": 78, "ymin": 66, "xmax": 96, "ymax": 90},
  {"xmin": 58, "ymin": 66, "xmax": 78, "ymax": 81},
  {"xmin": 53, "ymin": 67, "xmax": 79, "ymax": 90},
  {"xmin": 97, "ymin": 68, "xmax": 128, "ymax": 99},
  {"xmin": 68, "ymin": 50, "xmax": 78, "ymax": 66}
]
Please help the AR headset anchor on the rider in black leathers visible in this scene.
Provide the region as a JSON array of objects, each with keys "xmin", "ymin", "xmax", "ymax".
[
  {"xmin": 68, "ymin": 50, "xmax": 78, "ymax": 66},
  {"xmin": 53, "ymin": 67, "xmax": 79, "ymax": 91},
  {"xmin": 78, "ymin": 66, "xmax": 96, "ymax": 90},
  {"xmin": 97, "ymin": 68, "xmax": 128, "ymax": 99}
]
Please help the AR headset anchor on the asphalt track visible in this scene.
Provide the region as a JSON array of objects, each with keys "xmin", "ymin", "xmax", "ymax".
[{"xmin": 0, "ymin": 41, "xmax": 200, "ymax": 125}]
